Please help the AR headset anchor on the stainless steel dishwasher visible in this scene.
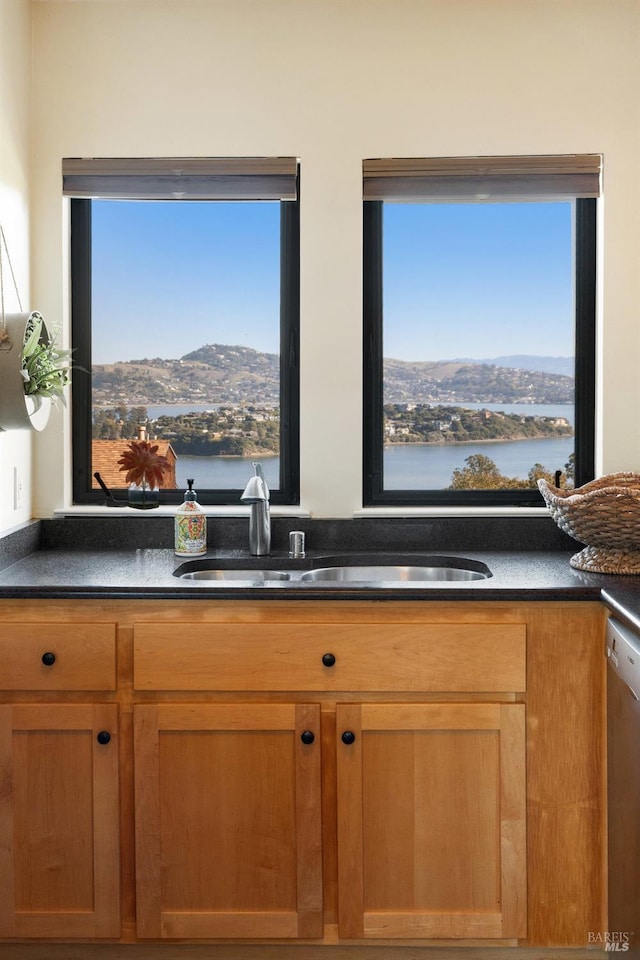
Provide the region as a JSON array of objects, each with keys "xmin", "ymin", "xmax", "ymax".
[{"xmin": 606, "ymin": 617, "xmax": 640, "ymax": 954}]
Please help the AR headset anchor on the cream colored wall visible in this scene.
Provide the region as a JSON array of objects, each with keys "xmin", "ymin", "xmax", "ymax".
[
  {"xmin": 30, "ymin": 0, "xmax": 640, "ymax": 518},
  {"xmin": 0, "ymin": 0, "xmax": 34, "ymax": 534}
]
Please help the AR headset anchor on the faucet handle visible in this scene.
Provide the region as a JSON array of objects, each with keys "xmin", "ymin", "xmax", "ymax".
[
  {"xmin": 252, "ymin": 462, "xmax": 269, "ymax": 500},
  {"xmin": 241, "ymin": 462, "xmax": 269, "ymax": 503}
]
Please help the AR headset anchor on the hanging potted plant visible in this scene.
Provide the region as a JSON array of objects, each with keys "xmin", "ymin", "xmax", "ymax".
[
  {"xmin": 22, "ymin": 311, "xmax": 72, "ymax": 404},
  {"xmin": 0, "ymin": 312, "xmax": 71, "ymax": 432},
  {"xmin": 118, "ymin": 439, "xmax": 169, "ymax": 510},
  {"xmin": 0, "ymin": 226, "xmax": 72, "ymax": 431}
]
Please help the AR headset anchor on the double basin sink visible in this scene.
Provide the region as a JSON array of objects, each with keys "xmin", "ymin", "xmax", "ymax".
[{"xmin": 174, "ymin": 555, "xmax": 492, "ymax": 587}]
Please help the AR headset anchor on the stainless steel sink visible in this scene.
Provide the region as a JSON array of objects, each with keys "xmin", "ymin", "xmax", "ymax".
[
  {"xmin": 299, "ymin": 564, "xmax": 490, "ymax": 583},
  {"xmin": 177, "ymin": 568, "xmax": 290, "ymax": 582},
  {"xmin": 173, "ymin": 556, "xmax": 491, "ymax": 586}
]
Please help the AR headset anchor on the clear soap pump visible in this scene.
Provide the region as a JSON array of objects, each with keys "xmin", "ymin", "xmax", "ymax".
[{"xmin": 174, "ymin": 478, "xmax": 207, "ymax": 556}]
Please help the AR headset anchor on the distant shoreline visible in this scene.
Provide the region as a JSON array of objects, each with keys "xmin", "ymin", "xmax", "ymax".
[
  {"xmin": 385, "ymin": 434, "xmax": 574, "ymax": 448},
  {"xmin": 176, "ymin": 452, "xmax": 279, "ymax": 460}
]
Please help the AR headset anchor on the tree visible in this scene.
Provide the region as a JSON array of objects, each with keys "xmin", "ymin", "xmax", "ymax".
[
  {"xmin": 449, "ymin": 454, "xmax": 511, "ymax": 490},
  {"xmin": 564, "ymin": 452, "xmax": 575, "ymax": 484},
  {"xmin": 129, "ymin": 406, "xmax": 149, "ymax": 426},
  {"xmin": 449, "ymin": 453, "xmax": 572, "ymax": 491},
  {"xmin": 527, "ymin": 463, "xmax": 556, "ymax": 485}
]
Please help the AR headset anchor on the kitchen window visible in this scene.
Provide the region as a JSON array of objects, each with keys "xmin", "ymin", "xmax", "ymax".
[
  {"xmin": 65, "ymin": 157, "xmax": 300, "ymax": 505},
  {"xmin": 363, "ymin": 155, "xmax": 600, "ymax": 507}
]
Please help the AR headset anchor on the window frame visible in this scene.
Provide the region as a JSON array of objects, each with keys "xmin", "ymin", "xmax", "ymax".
[
  {"xmin": 363, "ymin": 196, "xmax": 597, "ymax": 507},
  {"xmin": 70, "ymin": 188, "xmax": 300, "ymax": 507}
]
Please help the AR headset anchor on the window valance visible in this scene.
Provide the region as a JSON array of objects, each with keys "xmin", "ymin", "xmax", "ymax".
[
  {"xmin": 62, "ymin": 157, "xmax": 299, "ymax": 201},
  {"xmin": 363, "ymin": 154, "xmax": 602, "ymax": 202}
]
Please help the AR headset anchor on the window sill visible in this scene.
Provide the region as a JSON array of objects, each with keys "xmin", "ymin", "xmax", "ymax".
[
  {"xmin": 353, "ymin": 506, "xmax": 550, "ymax": 518},
  {"xmin": 54, "ymin": 505, "xmax": 310, "ymax": 519}
]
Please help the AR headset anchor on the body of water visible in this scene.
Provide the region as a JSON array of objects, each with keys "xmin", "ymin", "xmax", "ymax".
[
  {"xmin": 177, "ymin": 437, "xmax": 574, "ymax": 491},
  {"xmin": 176, "ymin": 455, "xmax": 280, "ymax": 490},
  {"xmin": 155, "ymin": 402, "xmax": 575, "ymax": 491},
  {"xmin": 384, "ymin": 436, "xmax": 574, "ymax": 489}
]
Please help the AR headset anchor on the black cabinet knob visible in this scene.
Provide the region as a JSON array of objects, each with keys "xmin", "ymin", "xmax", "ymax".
[
  {"xmin": 300, "ymin": 730, "xmax": 315, "ymax": 745},
  {"xmin": 41, "ymin": 652, "xmax": 56, "ymax": 666},
  {"xmin": 96, "ymin": 731, "xmax": 111, "ymax": 745},
  {"xmin": 322, "ymin": 653, "xmax": 336, "ymax": 667},
  {"xmin": 341, "ymin": 730, "xmax": 356, "ymax": 745}
]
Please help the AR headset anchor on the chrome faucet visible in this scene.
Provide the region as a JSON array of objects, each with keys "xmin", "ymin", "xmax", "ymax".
[{"xmin": 240, "ymin": 462, "xmax": 271, "ymax": 556}]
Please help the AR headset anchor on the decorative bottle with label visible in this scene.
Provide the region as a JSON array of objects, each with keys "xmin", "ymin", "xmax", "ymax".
[{"xmin": 174, "ymin": 478, "xmax": 207, "ymax": 556}]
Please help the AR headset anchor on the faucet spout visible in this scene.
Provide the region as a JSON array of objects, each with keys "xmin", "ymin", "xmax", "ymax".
[{"xmin": 240, "ymin": 462, "xmax": 271, "ymax": 556}]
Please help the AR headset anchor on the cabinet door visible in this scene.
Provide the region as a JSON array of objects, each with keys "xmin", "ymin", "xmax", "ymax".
[
  {"xmin": 0, "ymin": 703, "xmax": 120, "ymax": 938},
  {"xmin": 134, "ymin": 702, "xmax": 323, "ymax": 939},
  {"xmin": 337, "ymin": 702, "xmax": 526, "ymax": 940}
]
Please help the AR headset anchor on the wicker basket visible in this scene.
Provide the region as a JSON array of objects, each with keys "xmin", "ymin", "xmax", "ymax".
[{"xmin": 538, "ymin": 473, "xmax": 640, "ymax": 574}]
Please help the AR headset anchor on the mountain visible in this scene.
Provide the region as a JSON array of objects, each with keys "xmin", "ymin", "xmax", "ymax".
[
  {"xmin": 92, "ymin": 344, "xmax": 575, "ymax": 407},
  {"xmin": 92, "ymin": 344, "xmax": 280, "ymax": 406},
  {"xmin": 449, "ymin": 355, "xmax": 574, "ymax": 377},
  {"xmin": 383, "ymin": 358, "xmax": 573, "ymax": 405}
]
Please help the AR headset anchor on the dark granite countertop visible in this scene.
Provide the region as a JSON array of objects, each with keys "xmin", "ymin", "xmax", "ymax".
[
  {"xmin": 0, "ymin": 544, "xmax": 636, "ymax": 605},
  {"xmin": 1, "ymin": 517, "xmax": 640, "ymax": 625}
]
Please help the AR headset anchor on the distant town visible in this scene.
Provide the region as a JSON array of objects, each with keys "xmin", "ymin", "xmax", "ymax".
[
  {"xmin": 93, "ymin": 404, "xmax": 280, "ymax": 457},
  {"xmin": 384, "ymin": 403, "xmax": 572, "ymax": 445}
]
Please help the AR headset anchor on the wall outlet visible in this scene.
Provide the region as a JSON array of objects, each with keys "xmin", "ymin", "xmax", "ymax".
[{"xmin": 13, "ymin": 467, "xmax": 24, "ymax": 510}]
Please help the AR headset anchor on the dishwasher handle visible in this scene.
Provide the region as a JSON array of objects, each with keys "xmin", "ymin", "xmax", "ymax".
[{"xmin": 606, "ymin": 618, "xmax": 640, "ymax": 700}]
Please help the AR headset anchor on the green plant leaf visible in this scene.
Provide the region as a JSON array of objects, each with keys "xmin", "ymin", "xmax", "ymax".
[
  {"xmin": 21, "ymin": 313, "xmax": 73, "ymax": 401},
  {"xmin": 22, "ymin": 313, "xmax": 44, "ymax": 359}
]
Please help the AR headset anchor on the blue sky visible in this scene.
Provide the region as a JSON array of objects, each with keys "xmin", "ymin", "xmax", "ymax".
[
  {"xmin": 383, "ymin": 201, "xmax": 574, "ymax": 361},
  {"xmin": 91, "ymin": 199, "xmax": 574, "ymax": 364},
  {"xmin": 91, "ymin": 200, "xmax": 281, "ymax": 364}
]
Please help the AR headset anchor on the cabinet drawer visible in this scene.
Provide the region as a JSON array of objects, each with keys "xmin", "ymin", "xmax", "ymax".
[
  {"xmin": 0, "ymin": 623, "xmax": 117, "ymax": 690},
  {"xmin": 134, "ymin": 621, "xmax": 526, "ymax": 692}
]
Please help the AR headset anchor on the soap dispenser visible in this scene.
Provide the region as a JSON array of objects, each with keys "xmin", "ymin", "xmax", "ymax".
[{"xmin": 174, "ymin": 479, "xmax": 207, "ymax": 556}]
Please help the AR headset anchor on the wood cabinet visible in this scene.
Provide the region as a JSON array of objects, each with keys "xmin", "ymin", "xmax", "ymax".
[
  {"xmin": 0, "ymin": 702, "xmax": 120, "ymax": 938},
  {"xmin": 0, "ymin": 621, "xmax": 116, "ymax": 690},
  {"xmin": 132, "ymin": 617, "xmax": 528, "ymax": 942},
  {"xmin": 336, "ymin": 702, "xmax": 526, "ymax": 939},
  {"xmin": 0, "ymin": 598, "xmax": 607, "ymax": 957},
  {"xmin": 134, "ymin": 702, "xmax": 322, "ymax": 939},
  {"xmin": 0, "ymin": 620, "xmax": 120, "ymax": 938},
  {"xmin": 133, "ymin": 620, "xmax": 526, "ymax": 692}
]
